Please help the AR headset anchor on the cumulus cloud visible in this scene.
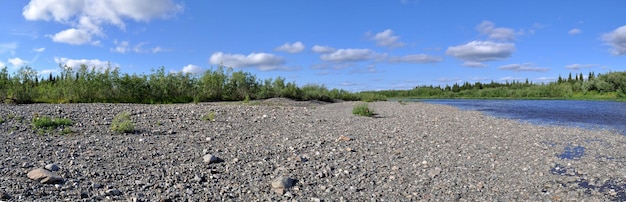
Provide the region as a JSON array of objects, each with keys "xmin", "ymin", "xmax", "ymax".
[
  {"xmin": 311, "ymin": 45, "xmax": 336, "ymax": 53},
  {"xmin": 209, "ymin": 52, "xmax": 286, "ymax": 71},
  {"xmin": 446, "ymin": 41, "xmax": 515, "ymax": 64},
  {"xmin": 23, "ymin": 0, "xmax": 183, "ymax": 45},
  {"xmin": 181, "ymin": 64, "xmax": 204, "ymax": 74},
  {"xmin": 568, "ymin": 28, "xmax": 581, "ymax": 35},
  {"xmin": 8, "ymin": 58, "xmax": 28, "ymax": 67},
  {"xmin": 320, "ymin": 49, "xmax": 373, "ymax": 62},
  {"xmin": 0, "ymin": 61, "xmax": 5, "ymax": 68},
  {"xmin": 54, "ymin": 57, "xmax": 115, "ymax": 69},
  {"xmin": 275, "ymin": 41, "xmax": 305, "ymax": 53},
  {"xmin": 0, "ymin": 42, "xmax": 18, "ymax": 55},
  {"xmin": 369, "ymin": 29, "xmax": 405, "ymax": 48},
  {"xmin": 387, "ymin": 54, "xmax": 442, "ymax": 63},
  {"xmin": 497, "ymin": 63, "xmax": 549, "ymax": 72},
  {"xmin": 476, "ymin": 21, "xmax": 516, "ymax": 41},
  {"xmin": 39, "ymin": 69, "xmax": 60, "ymax": 75},
  {"xmin": 564, "ymin": 63, "xmax": 598, "ymax": 70},
  {"xmin": 602, "ymin": 25, "xmax": 626, "ymax": 55},
  {"xmin": 436, "ymin": 78, "xmax": 462, "ymax": 83}
]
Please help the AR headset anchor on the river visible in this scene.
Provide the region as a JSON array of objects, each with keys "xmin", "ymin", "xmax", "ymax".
[{"xmin": 412, "ymin": 99, "xmax": 626, "ymax": 135}]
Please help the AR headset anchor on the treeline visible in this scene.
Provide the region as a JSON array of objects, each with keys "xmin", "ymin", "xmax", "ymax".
[
  {"xmin": 372, "ymin": 71, "xmax": 626, "ymax": 100},
  {"xmin": 0, "ymin": 64, "xmax": 385, "ymax": 104}
]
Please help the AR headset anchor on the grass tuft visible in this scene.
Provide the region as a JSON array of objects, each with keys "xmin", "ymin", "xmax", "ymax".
[
  {"xmin": 111, "ymin": 111, "xmax": 135, "ymax": 134},
  {"xmin": 352, "ymin": 103, "xmax": 375, "ymax": 117},
  {"xmin": 202, "ymin": 111, "xmax": 216, "ymax": 121},
  {"xmin": 32, "ymin": 116, "xmax": 73, "ymax": 129}
]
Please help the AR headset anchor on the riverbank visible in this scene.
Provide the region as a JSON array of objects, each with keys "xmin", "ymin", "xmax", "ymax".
[{"xmin": 1, "ymin": 99, "xmax": 626, "ymax": 201}]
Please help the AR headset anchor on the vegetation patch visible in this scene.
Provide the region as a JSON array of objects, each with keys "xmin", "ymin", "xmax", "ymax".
[
  {"xmin": 352, "ymin": 103, "xmax": 375, "ymax": 117},
  {"xmin": 32, "ymin": 116, "xmax": 73, "ymax": 129},
  {"xmin": 111, "ymin": 111, "xmax": 135, "ymax": 134},
  {"xmin": 31, "ymin": 116, "xmax": 74, "ymax": 135},
  {"xmin": 201, "ymin": 111, "xmax": 216, "ymax": 121}
]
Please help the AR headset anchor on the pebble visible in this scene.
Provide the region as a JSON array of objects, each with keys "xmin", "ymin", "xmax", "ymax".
[
  {"xmin": 271, "ymin": 176, "xmax": 295, "ymax": 195},
  {"xmin": 202, "ymin": 154, "xmax": 220, "ymax": 163},
  {"xmin": 45, "ymin": 163, "xmax": 60, "ymax": 171}
]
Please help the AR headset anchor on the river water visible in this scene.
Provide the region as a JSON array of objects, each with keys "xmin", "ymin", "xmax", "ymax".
[{"xmin": 413, "ymin": 99, "xmax": 626, "ymax": 135}]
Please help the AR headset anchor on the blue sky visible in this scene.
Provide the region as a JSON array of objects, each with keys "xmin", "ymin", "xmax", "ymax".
[{"xmin": 1, "ymin": 0, "xmax": 625, "ymax": 91}]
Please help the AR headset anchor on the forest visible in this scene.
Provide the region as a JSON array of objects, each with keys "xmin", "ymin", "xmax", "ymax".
[
  {"xmin": 0, "ymin": 64, "xmax": 385, "ymax": 104},
  {"xmin": 371, "ymin": 71, "xmax": 626, "ymax": 101},
  {"xmin": 2, "ymin": 63, "xmax": 626, "ymax": 104}
]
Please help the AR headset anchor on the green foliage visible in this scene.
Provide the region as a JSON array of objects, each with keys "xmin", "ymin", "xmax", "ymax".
[
  {"xmin": 111, "ymin": 112, "xmax": 135, "ymax": 134},
  {"xmin": 372, "ymin": 71, "xmax": 626, "ymax": 101},
  {"xmin": 358, "ymin": 93, "xmax": 387, "ymax": 102},
  {"xmin": 202, "ymin": 111, "xmax": 216, "ymax": 121},
  {"xmin": 352, "ymin": 103, "xmax": 375, "ymax": 117},
  {"xmin": 32, "ymin": 116, "xmax": 73, "ymax": 129}
]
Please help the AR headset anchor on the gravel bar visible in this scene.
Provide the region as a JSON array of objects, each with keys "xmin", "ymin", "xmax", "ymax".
[{"xmin": 2, "ymin": 98, "xmax": 626, "ymax": 201}]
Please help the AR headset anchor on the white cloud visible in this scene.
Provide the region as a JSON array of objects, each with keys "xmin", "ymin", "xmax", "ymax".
[
  {"xmin": 23, "ymin": 0, "xmax": 183, "ymax": 45},
  {"xmin": 0, "ymin": 42, "xmax": 18, "ymax": 55},
  {"xmin": 535, "ymin": 77, "xmax": 556, "ymax": 82},
  {"xmin": 54, "ymin": 57, "xmax": 115, "ymax": 69},
  {"xmin": 311, "ymin": 45, "xmax": 336, "ymax": 53},
  {"xmin": 320, "ymin": 49, "xmax": 373, "ymax": 62},
  {"xmin": 446, "ymin": 41, "xmax": 515, "ymax": 62},
  {"xmin": 111, "ymin": 40, "xmax": 130, "ymax": 53},
  {"xmin": 497, "ymin": 63, "xmax": 549, "ymax": 72},
  {"xmin": 0, "ymin": 61, "xmax": 5, "ymax": 68},
  {"xmin": 387, "ymin": 54, "xmax": 442, "ymax": 63},
  {"xmin": 564, "ymin": 63, "xmax": 598, "ymax": 70},
  {"xmin": 151, "ymin": 46, "xmax": 169, "ymax": 53},
  {"xmin": 568, "ymin": 28, "xmax": 581, "ymax": 35},
  {"xmin": 8, "ymin": 58, "xmax": 28, "ymax": 67},
  {"xmin": 275, "ymin": 41, "xmax": 305, "ymax": 53},
  {"xmin": 370, "ymin": 29, "xmax": 405, "ymax": 48},
  {"xmin": 476, "ymin": 21, "xmax": 516, "ymax": 41},
  {"xmin": 181, "ymin": 64, "xmax": 204, "ymax": 74},
  {"xmin": 209, "ymin": 52, "xmax": 286, "ymax": 71},
  {"xmin": 602, "ymin": 25, "xmax": 626, "ymax": 55},
  {"xmin": 462, "ymin": 61, "xmax": 487, "ymax": 68},
  {"xmin": 33, "ymin": 47, "xmax": 46, "ymax": 52},
  {"xmin": 51, "ymin": 28, "xmax": 97, "ymax": 45}
]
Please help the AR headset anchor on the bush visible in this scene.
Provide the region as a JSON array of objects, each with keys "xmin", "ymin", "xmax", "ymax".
[
  {"xmin": 352, "ymin": 103, "xmax": 374, "ymax": 117},
  {"xmin": 111, "ymin": 111, "xmax": 135, "ymax": 134}
]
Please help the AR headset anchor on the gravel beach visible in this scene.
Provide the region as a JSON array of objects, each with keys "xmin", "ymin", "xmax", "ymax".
[{"xmin": 2, "ymin": 99, "xmax": 626, "ymax": 201}]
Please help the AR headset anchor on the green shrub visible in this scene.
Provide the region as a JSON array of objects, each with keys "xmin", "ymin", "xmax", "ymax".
[
  {"xmin": 202, "ymin": 111, "xmax": 216, "ymax": 121},
  {"xmin": 111, "ymin": 111, "xmax": 135, "ymax": 134},
  {"xmin": 32, "ymin": 116, "xmax": 73, "ymax": 129},
  {"xmin": 352, "ymin": 103, "xmax": 374, "ymax": 117}
]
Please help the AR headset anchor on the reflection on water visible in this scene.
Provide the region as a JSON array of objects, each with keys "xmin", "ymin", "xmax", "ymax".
[{"xmin": 415, "ymin": 99, "xmax": 626, "ymax": 135}]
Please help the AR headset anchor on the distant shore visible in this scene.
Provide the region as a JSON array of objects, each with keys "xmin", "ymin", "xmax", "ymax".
[{"xmin": 1, "ymin": 99, "xmax": 625, "ymax": 201}]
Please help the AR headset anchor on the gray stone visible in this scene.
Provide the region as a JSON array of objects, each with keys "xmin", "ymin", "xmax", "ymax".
[
  {"xmin": 202, "ymin": 154, "xmax": 219, "ymax": 163},
  {"xmin": 105, "ymin": 189, "xmax": 122, "ymax": 196},
  {"xmin": 271, "ymin": 176, "xmax": 295, "ymax": 195},
  {"xmin": 45, "ymin": 163, "xmax": 60, "ymax": 171}
]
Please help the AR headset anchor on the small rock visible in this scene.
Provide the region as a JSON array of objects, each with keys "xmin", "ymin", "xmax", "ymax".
[
  {"xmin": 346, "ymin": 147, "xmax": 355, "ymax": 152},
  {"xmin": 310, "ymin": 197, "xmax": 322, "ymax": 202},
  {"xmin": 192, "ymin": 175, "xmax": 204, "ymax": 183},
  {"xmin": 203, "ymin": 154, "xmax": 220, "ymax": 163},
  {"xmin": 336, "ymin": 135, "xmax": 351, "ymax": 142},
  {"xmin": 428, "ymin": 167, "xmax": 442, "ymax": 178},
  {"xmin": 92, "ymin": 183, "xmax": 102, "ymax": 189},
  {"xmin": 45, "ymin": 163, "xmax": 60, "ymax": 171},
  {"xmin": 1, "ymin": 191, "xmax": 11, "ymax": 200},
  {"xmin": 27, "ymin": 168, "xmax": 64, "ymax": 184},
  {"xmin": 105, "ymin": 189, "xmax": 122, "ymax": 196},
  {"xmin": 271, "ymin": 176, "xmax": 295, "ymax": 195}
]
